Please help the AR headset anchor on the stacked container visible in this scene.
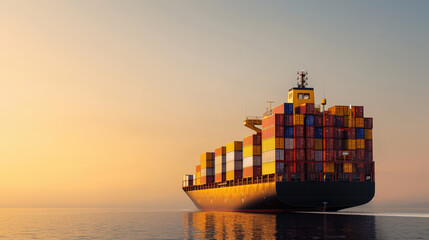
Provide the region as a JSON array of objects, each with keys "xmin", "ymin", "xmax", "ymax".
[
  {"xmin": 226, "ymin": 141, "xmax": 243, "ymax": 180},
  {"xmin": 262, "ymin": 111, "xmax": 286, "ymax": 175},
  {"xmin": 243, "ymin": 133, "xmax": 262, "ymax": 178},
  {"xmin": 196, "ymin": 165, "xmax": 201, "ymax": 185},
  {"xmin": 364, "ymin": 117, "xmax": 373, "ymax": 161},
  {"xmin": 200, "ymin": 152, "xmax": 214, "ymax": 184},
  {"xmin": 182, "ymin": 174, "xmax": 194, "ymax": 187},
  {"xmin": 214, "ymin": 147, "xmax": 226, "ymax": 182}
]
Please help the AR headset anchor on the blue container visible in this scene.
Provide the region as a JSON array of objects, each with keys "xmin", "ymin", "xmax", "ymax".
[
  {"xmin": 315, "ymin": 128, "xmax": 323, "ymax": 139},
  {"xmin": 285, "ymin": 127, "xmax": 294, "ymax": 138},
  {"xmin": 284, "ymin": 103, "xmax": 293, "ymax": 115},
  {"xmin": 356, "ymin": 128, "xmax": 365, "ymax": 139},
  {"xmin": 305, "ymin": 115, "xmax": 314, "ymax": 126}
]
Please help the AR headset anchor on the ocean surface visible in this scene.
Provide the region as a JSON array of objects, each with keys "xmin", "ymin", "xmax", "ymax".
[{"xmin": 0, "ymin": 208, "xmax": 428, "ymax": 239}]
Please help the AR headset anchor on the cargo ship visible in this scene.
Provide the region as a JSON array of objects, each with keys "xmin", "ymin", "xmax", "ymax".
[{"xmin": 182, "ymin": 71, "xmax": 374, "ymax": 212}]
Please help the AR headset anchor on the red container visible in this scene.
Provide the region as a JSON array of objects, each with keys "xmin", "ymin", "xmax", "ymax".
[
  {"xmin": 365, "ymin": 150, "xmax": 373, "ymax": 161},
  {"xmin": 306, "ymin": 149, "xmax": 315, "ymax": 161},
  {"xmin": 299, "ymin": 103, "xmax": 315, "ymax": 115},
  {"xmin": 323, "ymin": 138, "xmax": 334, "ymax": 150},
  {"xmin": 285, "ymin": 162, "xmax": 296, "ymax": 173},
  {"xmin": 334, "ymin": 139, "xmax": 343, "ymax": 150},
  {"xmin": 200, "ymin": 176, "xmax": 214, "ymax": 185},
  {"xmin": 215, "ymin": 147, "xmax": 226, "ymax": 157},
  {"xmin": 323, "ymin": 150, "xmax": 335, "ymax": 161},
  {"xmin": 196, "ymin": 165, "xmax": 201, "ymax": 172},
  {"xmin": 334, "ymin": 128, "xmax": 343, "ymax": 139},
  {"xmin": 345, "ymin": 128, "xmax": 356, "ymax": 139},
  {"xmin": 314, "ymin": 116, "xmax": 323, "ymax": 127},
  {"xmin": 262, "ymin": 126, "xmax": 285, "ymax": 140},
  {"xmin": 262, "ymin": 114, "xmax": 285, "ymax": 129},
  {"xmin": 294, "ymin": 149, "xmax": 305, "ymax": 160},
  {"xmin": 365, "ymin": 140, "xmax": 373, "ymax": 151},
  {"xmin": 356, "ymin": 149, "xmax": 365, "ymax": 161},
  {"xmin": 353, "ymin": 106, "xmax": 364, "ymax": 118},
  {"xmin": 336, "ymin": 150, "xmax": 355, "ymax": 160},
  {"xmin": 285, "ymin": 149, "xmax": 294, "ymax": 161},
  {"xmin": 215, "ymin": 173, "xmax": 226, "ymax": 182},
  {"xmin": 294, "ymin": 137, "xmax": 305, "ymax": 149},
  {"xmin": 335, "ymin": 116, "xmax": 344, "ymax": 127},
  {"xmin": 305, "ymin": 126, "xmax": 315, "ymax": 138},
  {"xmin": 285, "ymin": 115, "xmax": 294, "ymax": 126},
  {"xmin": 323, "ymin": 127, "xmax": 334, "ymax": 138},
  {"xmin": 294, "ymin": 126, "xmax": 305, "ymax": 138},
  {"xmin": 364, "ymin": 118, "xmax": 373, "ymax": 129},
  {"xmin": 243, "ymin": 166, "xmax": 262, "ymax": 178},
  {"xmin": 323, "ymin": 115, "xmax": 335, "ymax": 127},
  {"xmin": 306, "ymin": 138, "xmax": 315, "ymax": 149},
  {"xmin": 243, "ymin": 133, "xmax": 261, "ymax": 147}
]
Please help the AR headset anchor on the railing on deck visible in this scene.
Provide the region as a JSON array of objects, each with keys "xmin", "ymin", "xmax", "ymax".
[{"xmin": 182, "ymin": 160, "xmax": 374, "ymax": 192}]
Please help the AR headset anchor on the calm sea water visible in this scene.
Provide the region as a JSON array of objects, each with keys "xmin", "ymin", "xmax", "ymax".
[{"xmin": 0, "ymin": 208, "xmax": 428, "ymax": 239}]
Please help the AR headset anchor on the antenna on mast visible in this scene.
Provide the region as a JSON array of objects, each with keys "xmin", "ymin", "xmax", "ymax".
[{"xmin": 296, "ymin": 70, "xmax": 308, "ymax": 88}]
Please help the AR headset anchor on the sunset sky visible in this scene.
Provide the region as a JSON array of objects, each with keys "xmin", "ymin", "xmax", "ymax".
[{"xmin": 1, "ymin": 1, "xmax": 428, "ymax": 208}]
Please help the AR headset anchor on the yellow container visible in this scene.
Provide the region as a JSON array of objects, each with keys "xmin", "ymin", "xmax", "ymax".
[
  {"xmin": 345, "ymin": 139, "xmax": 356, "ymax": 150},
  {"xmin": 226, "ymin": 141, "xmax": 243, "ymax": 153},
  {"xmin": 356, "ymin": 139, "xmax": 365, "ymax": 149},
  {"xmin": 262, "ymin": 161, "xmax": 275, "ymax": 175},
  {"xmin": 324, "ymin": 163, "xmax": 335, "ymax": 173},
  {"xmin": 343, "ymin": 163, "xmax": 354, "ymax": 173},
  {"xmin": 262, "ymin": 137, "xmax": 285, "ymax": 152},
  {"xmin": 201, "ymin": 160, "xmax": 214, "ymax": 169},
  {"xmin": 315, "ymin": 139, "xmax": 323, "ymax": 150},
  {"xmin": 196, "ymin": 172, "xmax": 201, "ymax": 179},
  {"xmin": 226, "ymin": 171, "xmax": 235, "ymax": 181},
  {"xmin": 344, "ymin": 116, "xmax": 356, "ymax": 128},
  {"xmin": 196, "ymin": 178, "xmax": 200, "ymax": 185},
  {"xmin": 200, "ymin": 152, "xmax": 214, "ymax": 161},
  {"xmin": 356, "ymin": 118, "xmax": 364, "ymax": 128},
  {"xmin": 365, "ymin": 129, "xmax": 373, "ymax": 139},
  {"xmin": 243, "ymin": 145, "xmax": 262, "ymax": 157},
  {"xmin": 294, "ymin": 114, "xmax": 304, "ymax": 125}
]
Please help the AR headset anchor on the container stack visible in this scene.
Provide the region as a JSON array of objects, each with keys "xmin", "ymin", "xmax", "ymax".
[
  {"xmin": 314, "ymin": 114, "xmax": 323, "ymax": 171},
  {"xmin": 323, "ymin": 111, "xmax": 335, "ymax": 172},
  {"xmin": 215, "ymin": 147, "xmax": 226, "ymax": 182},
  {"xmin": 195, "ymin": 165, "xmax": 201, "ymax": 185},
  {"xmin": 243, "ymin": 133, "xmax": 262, "ymax": 178},
  {"xmin": 182, "ymin": 174, "xmax": 194, "ymax": 187},
  {"xmin": 200, "ymin": 152, "xmax": 215, "ymax": 184},
  {"xmin": 261, "ymin": 103, "xmax": 293, "ymax": 175},
  {"xmin": 226, "ymin": 141, "xmax": 243, "ymax": 181},
  {"xmin": 364, "ymin": 116, "xmax": 373, "ymax": 161}
]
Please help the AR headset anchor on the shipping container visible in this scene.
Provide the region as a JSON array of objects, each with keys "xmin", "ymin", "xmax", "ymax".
[
  {"xmin": 285, "ymin": 115, "xmax": 294, "ymax": 126},
  {"xmin": 356, "ymin": 149, "xmax": 365, "ymax": 161},
  {"xmin": 323, "ymin": 115, "xmax": 335, "ymax": 127},
  {"xmin": 243, "ymin": 133, "xmax": 262, "ymax": 147},
  {"xmin": 262, "ymin": 161, "xmax": 284, "ymax": 175},
  {"xmin": 315, "ymin": 139, "xmax": 323, "ymax": 150},
  {"xmin": 345, "ymin": 139, "xmax": 356, "ymax": 150},
  {"xmin": 305, "ymin": 115, "xmax": 315, "ymax": 126},
  {"xmin": 334, "ymin": 128, "xmax": 343, "ymax": 139},
  {"xmin": 306, "ymin": 138, "xmax": 315, "ymax": 149},
  {"xmin": 262, "ymin": 137, "xmax": 285, "ymax": 152},
  {"xmin": 344, "ymin": 116, "xmax": 356, "ymax": 128},
  {"xmin": 226, "ymin": 151, "xmax": 243, "ymax": 162},
  {"xmin": 215, "ymin": 146, "xmax": 226, "ymax": 157},
  {"xmin": 200, "ymin": 152, "xmax": 214, "ymax": 161},
  {"xmin": 365, "ymin": 150, "xmax": 373, "ymax": 161},
  {"xmin": 356, "ymin": 128, "xmax": 365, "ymax": 139},
  {"xmin": 334, "ymin": 139, "xmax": 343, "ymax": 150},
  {"xmin": 294, "ymin": 137, "xmax": 305, "ymax": 149},
  {"xmin": 293, "ymin": 114, "xmax": 305, "ymax": 125},
  {"xmin": 343, "ymin": 163, "xmax": 355, "ymax": 173},
  {"xmin": 285, "ymin": 149, "xmax": 294, "ymax": 160},
  {"xmin": 243, "ymin": 145, "xmax": 262, "ymax": 157},
  {"xmin": 243, "ymin": 156, "xmax": 262, "ymax": 167},
  {"xmin": 201, "ymin": 168, "xmax": 214, "ymax": 177},
  {"xmin": 262, "ymin": 149, "xmax": 285, "ymax": 163},
  {"xmin": 273, "ymin": 103, "xmax": 293, "ymax": 115},
  {"xmin": 306, "ymin": 149, "xmax": 315, "ymax": 161},
  {"xmin": 201, "ymin": 160, "xmax": 214, "ymax": 169},
  {"xmin": 315, "ymin": 150, "xmax": 323, "ymax": 161},
  {"xmin": 323, "ymin": 150, "xmax": 335, "ymax": 161},
  {"xmin": 355, "ymin": 117, "xmax": 364, "ymax": 128},
  {"xmin": 315, "ymin": 127, "xmax": 323, "ymax": 138},
  {"xmin": 226, "ymin": 170, "xmax": 242, "ymax": 181},
  {"xmin": 285, "ymin": 138, "xmax": 294, "ymax": 150},
  {"xmin": 243, "ymin": 166, "xmax": 262, "ymax": 178},
  {"xmin": 294, "ymin": 149, "xmax": 305, "ymax": 161},
  {"xmin": 365, "ymin": 140, "xmax": 373, "ymax": 151},
  {"xmin": 323, "ymin": 138, "xmax": 334, "ymax": 150},
  {"xmin": 356, "ymin": 139, "xmax": 365, "ymax": 149},
  {"xmin": 364, "ymin": 118, "xmax": 373, "ymax": 129},
  {"xmin": 345, "ymin": 128, "xmax": 356, "ymax": 139},
  {"xmin": 353, "ymin": 106, "xmax": 364, "ymax": 118},
  {"xmin": 324, "ymin": 162, "xmax": 335, "ymax": 173},
  {"xmin": 314, "ymin": 115, "xmax": 323, "ymax": 127},
  {"xmin": 196, "ymin": 165, "xmax": 201, "ymax": 173},
  {"xmin": 215, "ymin": 155, "xmax": 226, "ymax": 165},
  {"xmin": 262, "ymin": 125, "xmax": 285, "ymax": 139},
  {"xmin": 214, "ymin": 163, "xmax": 226, "ymax": 174},
  {"xmin": 226, "ymin": 161, "xmax": 243, "ymax": 171},
  {"xmin": 323, "ymin": 127, "xmax": 334, "ymax": 138},
  {"xmin": 226, "ymin": 141, "xmax": 243, "ymax": 152},
  {"xmin": 365, "ymin": 129, "xmax": 373, "ymax": 139},
  {"xmin": 215, "ymin": 173, "xmax": 226, "ymax": 183},
  {"xmin": 262, "ymin": 114, "xmax": 285, "ymax": 129},
  {"xmin": 305, "ymin": 126, "xmax": 315, "ymax": 138},
  {"xmin": 335, "ymin": 116, "xmax": 344, "ymax": 127},
  {"xmin": 285, "ymin": 126, "xmax": 294, "ymax": 138},
  {"xmin": 299, "ymin": 103, "xmax": 315, "ymax": 115},
  {"xmin": 294, "ymin": 126, "xmax": 305, "ymax": 138}
]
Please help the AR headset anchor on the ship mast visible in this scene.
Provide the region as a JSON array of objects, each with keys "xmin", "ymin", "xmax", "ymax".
[{"xmin": 297, "ymin": 70, "xmax": 308, "ymax": 88}]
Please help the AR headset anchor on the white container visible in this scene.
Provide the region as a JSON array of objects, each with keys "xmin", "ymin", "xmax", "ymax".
[
  {"xmin": 215, "ymin": 155, "xmax": 226, "ymax": 165},
  {"xmin": 315, "ymin": 150, "xmax": 323, "ymax": 161},
  {"xmin": 262, "ymin": 149, "xmax": 284, "ymax": 163},
  {"xmin": 226, "ymin": 151, "xmax": 243, "ymax": 162},
  {"xmin": 226, "ymin": 160, "xmax": 243, "ymax": 171},
  {"xmin": 243, "ymin": 156, "xmax": 262, "ymax": 168}
]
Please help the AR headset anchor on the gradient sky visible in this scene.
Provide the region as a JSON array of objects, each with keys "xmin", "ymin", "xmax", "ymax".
[{"xmin": 1, "ymin": 0, "xmax": 428, "ymax": 208}]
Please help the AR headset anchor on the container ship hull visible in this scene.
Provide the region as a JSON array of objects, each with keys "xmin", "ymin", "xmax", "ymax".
[{"xmin": 184, "ymin": 181, "xmax": 374, "ymax": 212}]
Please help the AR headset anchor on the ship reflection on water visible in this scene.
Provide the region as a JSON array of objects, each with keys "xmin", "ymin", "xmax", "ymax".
[{"xmin": 182, "ymin": 211, "xmax": 376, "ymax": 239}]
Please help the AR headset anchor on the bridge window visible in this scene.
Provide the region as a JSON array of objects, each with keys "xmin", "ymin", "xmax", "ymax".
[
  {"xmin": 298, "ymin": 93, "xmax": 303, "ymax": 99},
  {"xmin": 304, "ymin": 94, "xmax": 310, "ymax": 99}
]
